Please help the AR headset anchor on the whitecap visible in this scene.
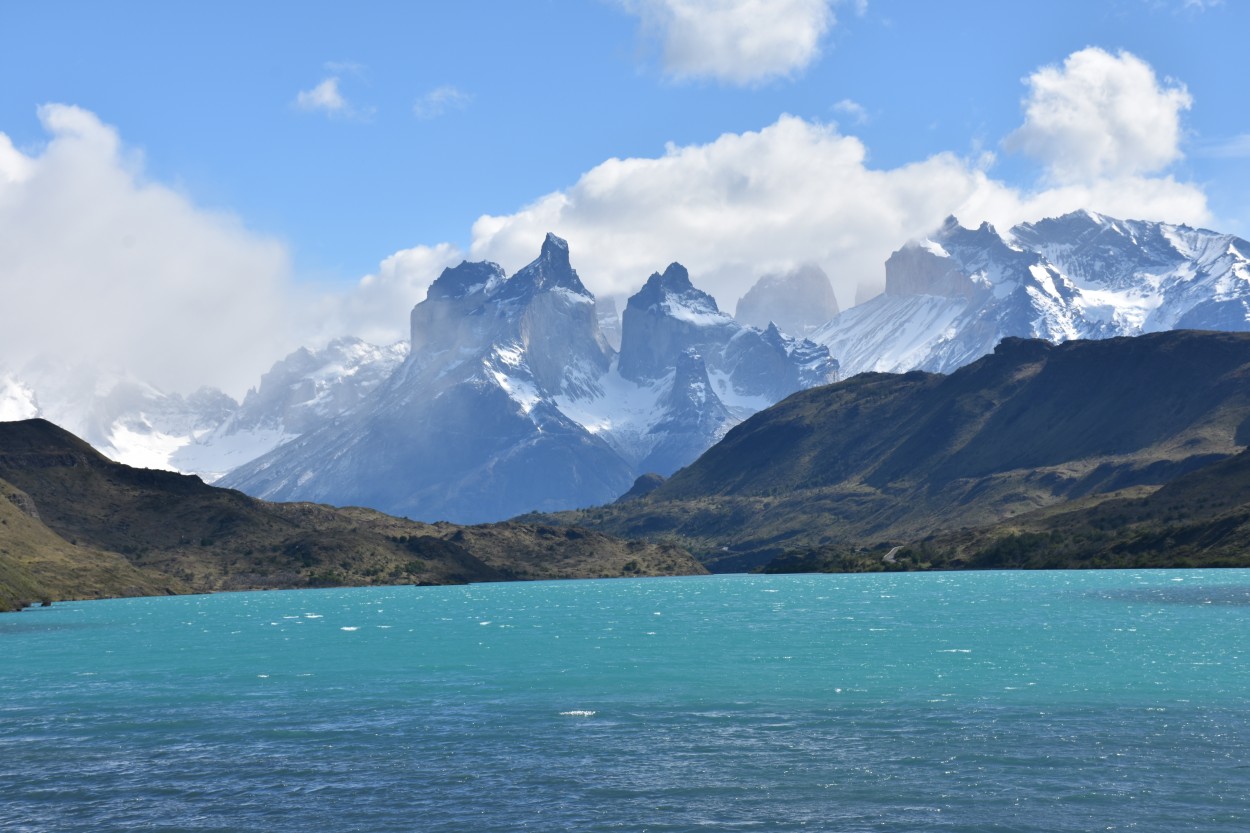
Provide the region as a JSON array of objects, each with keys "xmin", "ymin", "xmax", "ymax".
[
  {"xmin": 938, "ymin": 649, "xmax": 971, "ymax": 653},
  {"xmin": 560, "ymin": 710, "xmax": 596, "ymax": 717},
  {"xmin": 304, "ymin": 613, "xmax": 322, "ymax": 619},
  {"xmin": 340, "ymin": 626, "xmax": 359, "ymax": 632}
]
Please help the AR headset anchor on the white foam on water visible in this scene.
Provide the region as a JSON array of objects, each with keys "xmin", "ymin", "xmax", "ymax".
[
  {"xmin": 560, "ymin": 710, "xmax": 596, "ymax": 717},
  {"xmin": 340, "ymin": 626, "xmax": 359, "ymax": 632},
  {"xmin": 304, "ymin": 613, "xmax": 322, "ymax": 619},
  {"xmin": 938, "ymin": 649, "xmax": 972, "ymax": 653}
]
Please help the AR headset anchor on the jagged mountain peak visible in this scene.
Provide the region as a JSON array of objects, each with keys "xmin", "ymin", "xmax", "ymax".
[
  {"xmin": 428, "ymin": 260, "xmax": 506, "ymax": 300},
  {"xmin": 657, "ymin": 262, "xmax": 696, "ymax": 293},
  {"xmin": 817, "ymin": 210, "xmax": 1250, "ymax": 379},
  {"xmin": 497, "ymin": 233, "xmax": 592, "ymax": 300},
  {"xmin": 542, "ymin": 231, "xmax": 570, "ymax": 259},
  {"xmin": 629, "ymin": 262, "xmax": 721, "ymax": 320}
]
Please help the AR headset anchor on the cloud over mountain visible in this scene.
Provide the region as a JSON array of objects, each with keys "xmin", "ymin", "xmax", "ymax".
[
  {"xmin": 0, "ymin": 48, "xmax": 1215, "ymax": 401},
  {"xmin": 0, "ymin": 105, "xmax": 301, "ymax": 397},
  {"xmin": 467, "ymin": 46, "xmax": 1209, "ymax": 311}
]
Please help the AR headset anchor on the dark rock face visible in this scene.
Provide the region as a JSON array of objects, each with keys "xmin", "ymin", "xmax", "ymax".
[{"xmin": 735, "ymin": 264, "xmax": 839, "ymax": 336}]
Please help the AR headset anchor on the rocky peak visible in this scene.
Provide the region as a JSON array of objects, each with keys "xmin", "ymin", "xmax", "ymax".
[
  {"xmin": 885, "ymin": 238, "xmax": 985, "ymax": 301},
  {"xmin": 629, "ymin": 263, "xmax": 719, "ymax": 316},
  {"xmin": 427, "ymin": 261, "xmax": 506, "ymax": 301},
  {"xmin": 496, "ymin": 232, "xmax": 592, "ymax": 301},
  {"xmin": 619, "ymin": 264, "xmax": 733, "ymax": 383},
  {"xmin": 735, "ymin": 263, "xmax": 839, "ymax": 336}
]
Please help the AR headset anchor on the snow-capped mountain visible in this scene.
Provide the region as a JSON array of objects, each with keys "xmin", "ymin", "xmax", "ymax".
[
  {"xmin": 1, "ymin": 337, "xmax": 406, "ymax": 481},
  {"xmin": 734, "ymin": 263, "xmax": 840, "ymax": 337},
  {"xmin": 221, "ymin": 235, "xmax": 837, "ymax": 523},
  {"xmin": 815, "ymin": 211, "xmax": 1250, "ymax": 376}
]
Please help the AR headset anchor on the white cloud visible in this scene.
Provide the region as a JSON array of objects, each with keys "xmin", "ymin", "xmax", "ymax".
[
  {"xmin": 833, "ymin": 98, "xmax": 869, "ymax": 125},
  {"xmin": 467, "ymin": 108, "xmax": 1207, "ymax": 311},
  {"xmin": 322, "ymin": 242, "xmax": 464, "ymax": 346},
  {"xmin": 1006, "ymin": 47, "xmax": 1192, "ymax": 184},
  {"xmin": 0, "ymin": 133, "xmax": 34, "ymax": 184},
  {"xmin": 622, "ymin": 0, "xmax": 836, "ymax": 85},
  {"xmin": 295, "ymin": 77, "xmax": 348, "ymax": 114},
  {"xmin": 0, "ymin": 105, "xmax": 304, "ymax": 397},
  {"xmin": 0, "ymin": 48, "xmax": 1214, "ymax": 406},
  {"xmin": 413, "ymin": 86, "xmax": 472, "ymax": 120}
]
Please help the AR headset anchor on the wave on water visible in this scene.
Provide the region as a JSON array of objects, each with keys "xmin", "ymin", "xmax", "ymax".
[{"xmin": 560, "ymin": 710, "xmax": 596, "ymax": 717}]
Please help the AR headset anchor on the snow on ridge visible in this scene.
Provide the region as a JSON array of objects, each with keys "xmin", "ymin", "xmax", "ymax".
[{"xmin": 660, "ymin": 298, "xmax": 730, "ymax": 326}]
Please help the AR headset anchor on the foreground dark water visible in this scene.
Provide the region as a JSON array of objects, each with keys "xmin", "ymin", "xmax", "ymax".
[{"xmin": 3, "ymin": 570, "xmax": 1249, "ymax": 832}]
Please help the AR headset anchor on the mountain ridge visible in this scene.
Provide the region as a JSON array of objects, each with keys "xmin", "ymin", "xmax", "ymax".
[
  {"xmin": 221, "ymin": 236, "xmax": 836, "ymax": 522},
  {"xmin": 536, "ymin": 330, "xmax": 1250, "ymax": 571}
]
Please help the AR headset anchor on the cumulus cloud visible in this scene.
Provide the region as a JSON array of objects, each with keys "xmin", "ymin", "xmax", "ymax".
[
  {"xmin": 0, "ymin": 105, "xmax": 305, "ymax": 397},
  {"xmin": 294, "ymin": 71, "xmax": 374, "ymax": 120},
  {"xmin": 413, "ymin": 86, "xmax": 472, "ymax": 120},
  {"xmin": 467, "ymin": 107, "xmax": 1208, "ymax": 311},
  {"xmin": 622, "ymin": 0, "xmax": 836, "ymax": 85},
  {"xmin": 1006, "ymin": 47, "xmax": 1192, "ymax": 183},
  {"xmin": 295, "ymin": 77, "xmax": 349, "ymax": 114}
]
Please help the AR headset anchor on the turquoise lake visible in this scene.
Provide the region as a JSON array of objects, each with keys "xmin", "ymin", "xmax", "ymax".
[{"xmin": 3, "ymin": 570, "xmax": 1249, "ymax": 832}]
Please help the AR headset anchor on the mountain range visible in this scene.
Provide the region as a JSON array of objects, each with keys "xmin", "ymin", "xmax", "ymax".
[
  {"xmin": 815, "ymin": 210, "xmax": 1250, "ymax": 375},
  {"xmin": 219, "ymin": 234, "xmax": 837, "ymax": 522},
  {"xmin": 3, "ymin": 210, "xmax": 1249, "ymax": 525}
]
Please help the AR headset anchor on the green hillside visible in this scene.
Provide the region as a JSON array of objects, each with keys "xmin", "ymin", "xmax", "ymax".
[
  {"xmin": 0, "ymin": 419, "xmax": 703, "ymax": 612},
  {"xmin": 539, "ymin": 331, "xmax": 1250, "ymax": 571}
]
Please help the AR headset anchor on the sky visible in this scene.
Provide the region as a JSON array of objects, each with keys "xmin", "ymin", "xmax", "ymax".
[{"xmin": 1, "ymin": 0, "xmax": 1248, "ymax": 396}]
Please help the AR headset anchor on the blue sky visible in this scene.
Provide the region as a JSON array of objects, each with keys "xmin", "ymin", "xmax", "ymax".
[{"xmin": 1, "ymin": 0, "xmax": 1247, "ymax": 393}]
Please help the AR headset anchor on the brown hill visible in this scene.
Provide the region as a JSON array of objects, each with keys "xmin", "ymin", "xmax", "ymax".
[{"xmin": 0, "ymin": 419, "xmax": 704, "ymax": 612}]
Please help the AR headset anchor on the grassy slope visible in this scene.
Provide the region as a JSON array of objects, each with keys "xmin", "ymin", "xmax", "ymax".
[
  {"xmin": 0, "ymin": 479, "xmax": 184, "ymax": 611},
  {"xmin": 0, "ymin": 420, "xmax": 704, "ymax": 612}
]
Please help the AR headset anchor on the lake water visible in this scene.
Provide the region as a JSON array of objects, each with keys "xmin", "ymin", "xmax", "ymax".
[{"xmin": 3, "ymin": 570, "xmax": 1249, "ymax": 832}]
